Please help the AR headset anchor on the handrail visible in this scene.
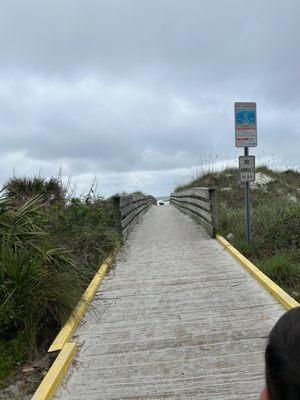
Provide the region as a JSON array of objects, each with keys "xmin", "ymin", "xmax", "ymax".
[
  {"xmin": 113, "ymin": 193, "xmax": 156, "ymax": 238},
  {"xmin": 170, "ymin": 187, "xmax": 218, "ymax": 237}
]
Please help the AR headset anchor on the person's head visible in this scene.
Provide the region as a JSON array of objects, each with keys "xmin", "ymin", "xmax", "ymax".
[{"xmin": 263, "ymin": 307, "xmax": 300, "ymax": 400}]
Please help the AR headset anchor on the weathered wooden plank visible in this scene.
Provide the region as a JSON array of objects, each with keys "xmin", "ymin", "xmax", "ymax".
[
  {"xmin": 171, "ymin": 199, "xmax": 212, "ymax": 223},
  {"xmin": 133, "ymin": 199, "xmax": 147, "ymax": 206},
  {"xmin": 170, "ymin": 187, "xmax": 217, "ymax": 236},
  {"xmin": 186, "ymin": 203, "xmax": 212, "ymax": 223},
  {"xmin": 122, "ymin": 206, "xmax": 140, "ymax": 226},
  {"xmin": 121, "ymin": 208, "xmax": 138, "ymax": 230},
  {"xmin": 122, "ymin": 202, "xmax": 151, "ymax": 235},
  {"xmin": 119, "ymin": 200, "xmax": 132, "ymax": 210},
  {"xmin": 171, "ymin": 187, "xmax": 210, "ymax": 200},
  {"xmin": 136, "ymin": 202, "xmax": 151, "ymax": 219},
  {"xmin": 171, "ymin": 199, "xmax": 212, "ymax": 226},
  {"xmin": 120, "ymin": 202, "xmax": 134, "ymax": 218},
  {"xmin": 55, "ymin": 206, "xmax": 284, "ymax": 400},
  {"xmin": 172, "ymin": 201, "xmax": 214, "ymax": 236},
  {"xmin": 186, "ymin": 196, "xmax": 211, "ymax": 211},
  {"xmin": 132, "ymin": 194, "xmax": 143, "ymax": 202},
  {"xmin": 119, "ymin": 195, "xmax": 153, "ymax": 236},
  {"xmin": 122, "ymin": 220, "xmax": 135, "ymax": 239},
  {"xmin": 170, "ymin": 195, "xmax": 211, "ymax": 211},
  {"xmin": 119, "ymin": 195, "xmax": 133, "ymax": 206}
]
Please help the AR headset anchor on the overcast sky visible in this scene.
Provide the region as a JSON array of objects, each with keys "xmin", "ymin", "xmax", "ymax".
[{"xmin": 0, "ymin": 0, "xmax": 299, "ymax": 196}]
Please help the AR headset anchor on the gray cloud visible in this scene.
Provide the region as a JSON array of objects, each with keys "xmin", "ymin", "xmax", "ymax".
[{"xmin": 0, "ymin": 0, "xmax": 299, "ymax": 195}]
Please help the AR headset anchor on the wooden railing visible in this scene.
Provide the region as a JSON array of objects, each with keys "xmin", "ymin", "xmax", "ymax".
[
  {"xmin": 170, "ymin": 187, "xmax": 219, "ymax": 237},
  {"xmin": 113, "ymin": 194, "xmax": 157, "ymax": 238}
]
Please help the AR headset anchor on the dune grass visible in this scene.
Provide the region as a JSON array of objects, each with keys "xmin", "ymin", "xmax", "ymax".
[{"xmin": 0, "ymin": 178, "xmax": 122, "ymax": 387}]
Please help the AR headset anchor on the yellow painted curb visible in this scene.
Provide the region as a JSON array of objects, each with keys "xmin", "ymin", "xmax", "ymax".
[
  {"xmin": 31, "ymin": 342, "xmax": 77, "ymax": 400},
  {"xmin": 216, "ymin": 234, "xmax": 299, "ymax": 310},
  {"xmin": 32, "ymin": 252, "xmax": 117, "ymax": 399},
  {"xmin": 49, "ymin": 254, "xmax": 114, "ymax": 352}
]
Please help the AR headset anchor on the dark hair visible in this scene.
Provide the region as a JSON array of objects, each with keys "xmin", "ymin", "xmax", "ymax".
[{"xmin": 265, "ymin": 307, "xmax": 300, "ymax": 399}]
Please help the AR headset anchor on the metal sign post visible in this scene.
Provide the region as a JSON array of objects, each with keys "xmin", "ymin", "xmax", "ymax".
[
  {"xmin": 244, "ymin": 148, "xmax": 251, "ymax": 242},
  {"xmin": 235, "ymin": 102, "xmax": 257, "ymax": 243}
]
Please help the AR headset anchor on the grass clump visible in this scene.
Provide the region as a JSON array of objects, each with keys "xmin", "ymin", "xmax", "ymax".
[
  {"xmin": 51, "ymin": 196, "xmax": 120, "ymax": 281},
  {"xmin": 4, "ymin": 176, "xmax": 66, "ymax": 206},
  {"xmin": 258, "ymin": 250, "xmax": 300, "ymax": 292},
  {"xmin": 0, "ymin": 177, "xmax": 122, "ymax": 388},
  {"xmin": 0, "ymin": 196, "xmax": 79, "ymax": 384}
]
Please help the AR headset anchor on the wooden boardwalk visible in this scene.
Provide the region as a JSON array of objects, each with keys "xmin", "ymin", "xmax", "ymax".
[{"xmin": 55, "ymin": 205, "xmax": 284, "ymax": 400}]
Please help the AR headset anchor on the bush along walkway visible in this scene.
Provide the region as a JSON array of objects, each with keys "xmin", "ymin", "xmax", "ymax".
[{"xmin": 0, "ymin": 177, "xmax": 122, "ymax": 397}]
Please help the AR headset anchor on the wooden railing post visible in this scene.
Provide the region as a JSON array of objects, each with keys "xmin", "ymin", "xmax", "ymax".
[
  {"xmin": 208, "ymin": 188, "xmax": 219, "ymax": 236},
  {"xmin": 112, "ymin": 195, "xmax": 123, "ymax": 234}
]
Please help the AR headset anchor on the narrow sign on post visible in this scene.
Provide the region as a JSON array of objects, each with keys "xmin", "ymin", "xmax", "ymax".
[
  {"xmin": 235, "ymin": 102, "xmax": 257, "ymax": 244},
  {"xmin": 239, "ymin": 155, "xmax": 255, "ymax": 182},
  {"xmin": 235, "ymin": 102, "xmax": 257, "ymax": 147}
]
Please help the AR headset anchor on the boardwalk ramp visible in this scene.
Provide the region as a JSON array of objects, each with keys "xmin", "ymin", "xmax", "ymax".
[{"xmin": 54, "ymin": 205, "xmax": 285, "ymax": 400}]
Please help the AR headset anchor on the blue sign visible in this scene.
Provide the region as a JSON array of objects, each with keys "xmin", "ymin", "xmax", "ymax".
[
  {"xmin": 234, "ymin": 102, "xmax": 257, "ymax": 147},
  {"xmin": 236, "ymin": 110, "xmax": 256, "ymax": 126}
]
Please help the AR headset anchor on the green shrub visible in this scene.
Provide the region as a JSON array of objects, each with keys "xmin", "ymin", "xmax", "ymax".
[
  {"xmin": 219, "ymin": 198, "xmax": 299, "ymax": 258},
  {"xmin": 50, "ymin": 197, "xmax": 122, "ymax": 281},
  {"xmin": 0, "ymin": 179, "xmax": 122, "ymax": 387},
  {"xmin": 3, "ymin": 177, "xmax": 66, "ymax": 206},
  {"xmin": 0, "ymin": 196, "xmax": 81, "ymax": 357},
  {"xmin": 258, "ymin": 250, "xmax": 300, "ymax": 291},
  {"xmin": 0, "ymin": 333, "xmax": 28, "ymax": 383}
]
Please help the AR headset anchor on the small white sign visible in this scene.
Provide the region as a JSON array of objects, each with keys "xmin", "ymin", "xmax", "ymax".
[
  {"xmin": 235, "ymin": 102, "xmax": 257, "ymax": 147},
  {"xmin": 239, "ymin": 155, "xmax": 255, "ymax": 182}
]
